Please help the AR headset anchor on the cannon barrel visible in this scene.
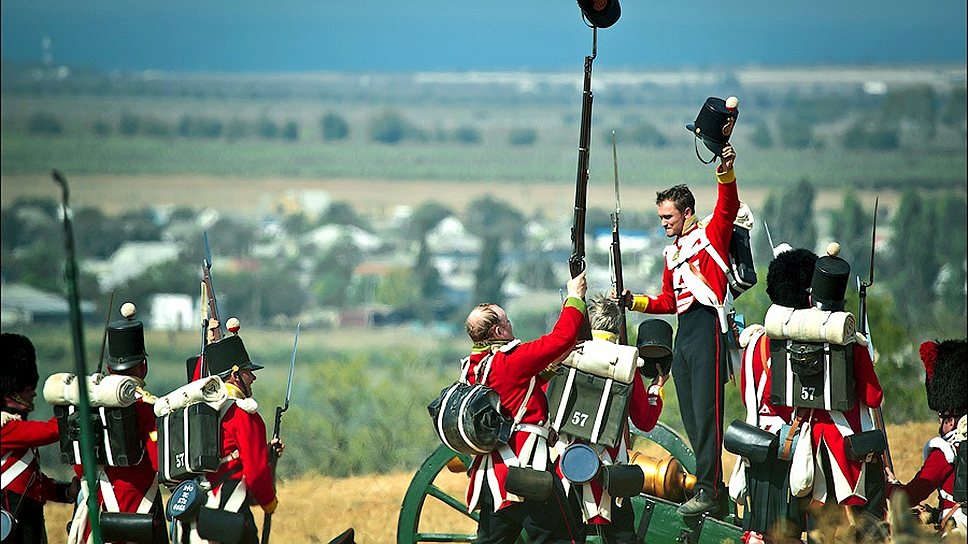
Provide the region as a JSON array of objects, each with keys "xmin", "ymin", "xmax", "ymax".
[{"xmin": 628, "ymin": 451, "xmax": 697, "ymax": 502}]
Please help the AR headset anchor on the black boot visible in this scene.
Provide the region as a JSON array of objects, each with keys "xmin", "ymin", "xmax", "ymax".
[{"xmin": 677, "ymin": 489, "xmax": 721, "ymax": 517}]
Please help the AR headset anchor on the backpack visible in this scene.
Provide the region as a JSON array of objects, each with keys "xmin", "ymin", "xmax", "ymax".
[
  {"xmin": 727, "ymin": 202, "xmax": 757, "ymax": 298},
  {"xmin": 427, "ymin": 342, "xmax": 533, "ymax": 456}
]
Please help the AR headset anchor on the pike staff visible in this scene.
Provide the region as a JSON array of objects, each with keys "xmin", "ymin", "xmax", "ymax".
[
  {"xmin": 51, "ymin": 169, "xmax": 103, "ymax": 544},
  {"xmin": 261, "ymin": 323, "xmax": 299, "ymax": 544}
]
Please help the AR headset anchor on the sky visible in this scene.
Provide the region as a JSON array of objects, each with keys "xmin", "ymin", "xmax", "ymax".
[{"xmin": 1, "ymin": 0, "xmax": 966, "ymax": 73}]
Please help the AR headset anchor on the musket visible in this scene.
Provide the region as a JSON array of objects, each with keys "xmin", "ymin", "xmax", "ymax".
[
  {"xmin": 856, "ymin": 197, "xmax": 894, "ymax": 473},
  {"xmin": 569, "ymin": 28, "xmax": 597, "ymax": 341},
  {"xmin": 51, "ymin": 170, "xmax": 103, "ymax": 544},
  {"xmin": 261, "ymin": 323, "xmax": 300, "ymax": 544},
  {"xmin": 96, "ymin": 290, "xmax": 115, "ymax": 374},
  {"xmin": 609, "ymin": 130, "xmax": 628, "ymax": 345},
  {"xmin": 194, "ymin": 232, "xmax": 223, "ymax": 379}
]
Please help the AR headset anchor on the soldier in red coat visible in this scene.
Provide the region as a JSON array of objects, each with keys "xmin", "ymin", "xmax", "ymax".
[
  {"xmin": 621, "ymin": 144, "xmax": 740, "ymax": 516},
  {"xmin": 1, "ymin": 333, "xmax": 76, "ymax": 544},
  {"xmin": 887, "ymin": 339, "xmax": 967, "ymax": 535},
  {"xmin": 463, "ymin": 272, "xmax": 587, "ymax": 544},
  {"xmin": 550, "ymin": 294, "xmax": 664, "ymax": 543},
  {"xmin": 174, "ymin": 332, "xmax": 277, "ymax": 544},
  {"xmin": 67, "ymin": 303, "xmax": 165, "ymax": 544}
]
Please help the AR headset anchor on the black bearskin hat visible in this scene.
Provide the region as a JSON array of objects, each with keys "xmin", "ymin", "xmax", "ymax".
[
  {"xmin": 1, "ymin": 333, "xmax": 39, "ymax": 401},
  {"xmin": 921, "ymin": 339, "xmax": 968, "ymax": 417},
  {"xmin": 766, "ymin": 248, "xmax": 818, "ymax": 309}
]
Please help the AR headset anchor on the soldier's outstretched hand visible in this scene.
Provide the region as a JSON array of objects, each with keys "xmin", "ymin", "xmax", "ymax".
[
  {"xmin": 270, "ymin": 437, "xmax": 285, "ymax": 458},
  {"xmin": 567, "ymin": 271, "xmax": 587, "ymax": 300},
  {"xmin": 720, "ymin": 144, "xmax": 736, "ymax": 172}
]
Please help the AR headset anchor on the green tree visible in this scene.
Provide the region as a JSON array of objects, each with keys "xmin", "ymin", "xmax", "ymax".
[
  {"xmin": 257, "ymin": 117, "xmax": 279, "ymax": 139},
  {"xmin": 940, "ymin": 88, "xmax": 967, "ymax": 128},
  {"xmin": 832, "ymin": 190, "xmax": 874, "ymax": 281},
  {"xmin": 320, "ymin": 112, "xmax": 350, "ymax": 140},
  {"xmin": 777, "ymin": 118, "xmax": 815, "ymax": 149},
  {"xmin": 118, "ymin": 112, "xmax": 140, "ymax": 135},
  {"xmin": 318, "ymin": 201, "xmax": 370, "ymax": 231},
  {"xmin": 406, "ymin": 201, "xmax": 452, "ymax": 242},
  {"xmin": 281, "ymin": 120, "xmax": 299, "ymax": 141},
  {"xmin": 473, "ymin": 235, "xmax": 505, "ymax": 306},
  {"xmin": 842, "ymin": 118, "xmax": 899, "ymax": 151},
  {"xmin": 463, "ymin": 196, "xmax": 525, "ymax": 245},
  {"xmin": 453, "ymin": 126, "xmax": 482, "ymax": 144},
  {"xmin": 27, "ymin": 112, "xmax": 63, "ymax": 135},
  {"xmin": 749, "ymin": 121, "xmax": 773, "ymax": 148},
  {"xmin": 368, "ymin": 110, "xmax": 410, "ymax": 144},
  {"xmin": 309, "ymin": 234, "xmax": 362, "ymax": 308},
  {"xmin": 886, "ymin": 190, "xmax": 940, "ymax": 323},
  {"xmin": 761, "ymin": 180, "xmax": 817, "ymax": 253},
  {"xmin": 508, "ymin": 128, "xmax": 537, "ymax": 146}
]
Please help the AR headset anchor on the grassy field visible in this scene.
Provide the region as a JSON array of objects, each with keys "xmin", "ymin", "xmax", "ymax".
[{"xmin": 36, "ymin": 421, "xmax": 941, "ymax": 544}]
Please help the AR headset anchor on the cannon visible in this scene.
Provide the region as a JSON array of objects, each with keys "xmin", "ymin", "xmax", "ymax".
[{"xmin": 397, "ymin": 421, "xmax": 744, "ymax": 543}]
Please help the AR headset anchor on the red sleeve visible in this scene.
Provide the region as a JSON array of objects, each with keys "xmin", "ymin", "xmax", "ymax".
[
  {"xmin": 646, "ymin": 262, "xmax": 677, "ymax": 315},
  {"xmin": 706, "ymin": 176, "xmax": 740, "ymax": 255},
  {"xmin": 852, "ymin": 344, "xmax": 883, "ymax": 408},
  {"xmin": 627, "ymin": 371, "xmax": 662, "ymax": 432},
  {"xmin": 898, "ymin": 449, "xmax": 953, "ymax": 506},
  {"xmin": 233, "ymin": 410, "xmax": 276, "ymax": 507},
  {"xmin": 0, "ymin": 417, "xmax": 60, "ymax": 452},
  {"xmin": 136, "ymin": 401, "xmax": 159, "ymax": 472},
  {"xmin": 504, "ymin": 301, "xmax": 585, "ymax": 379}
]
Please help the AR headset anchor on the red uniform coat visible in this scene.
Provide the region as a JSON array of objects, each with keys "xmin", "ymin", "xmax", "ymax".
[
  {"xmin": 805, "ymin": 342, "xmax": 883, "ymax": 506},
  {"xmin": 69, "ymin": 395, "xmax": 160, "ymax": 544},
  {"xmin": 465, "ymin": 297, "xmax": 585, "ymax": 512},
  {"xmin": 633, "ymin": 168, "xmax": 739, "ymax": 316},
  {"xmin": 740, "ymin": 328, "xmax": 794, "ymax": 430},
  {"xmin": 889, "ymin": 435, "xmax": 960, "ymax": 516},
  {"xmin": 205, "ymin": 396, "xmax": 275, "ymax": 509},
  {"xmin": 1, "ymin": 416, "xmax": 62, "ymax": 503}
]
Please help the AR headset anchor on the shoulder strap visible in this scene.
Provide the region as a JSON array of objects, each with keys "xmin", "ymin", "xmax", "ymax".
[{"xmin": 475, "ymin": 346, "xmax": 535, "ymax": 427}]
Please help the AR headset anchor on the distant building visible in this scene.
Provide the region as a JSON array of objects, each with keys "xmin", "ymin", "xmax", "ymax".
[
  {"xmin": 84, "ymin": 241, "xmax": 180, "ymax": 291},
  {"xmin": 148, "ymin": 293, "xmax": 196, "ymax": 331},
  {"xmin": 1, "ymin": 282, "xmax": 96, "ymax": 326}
]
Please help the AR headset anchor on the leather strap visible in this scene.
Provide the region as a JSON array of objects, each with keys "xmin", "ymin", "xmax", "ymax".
[{"xmin": 781, "ymin": 414, "xmax": 803, "ymax": 461}]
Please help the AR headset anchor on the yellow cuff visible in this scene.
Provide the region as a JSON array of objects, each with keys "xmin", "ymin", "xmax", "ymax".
[
  {"xmin": 631, "ymin": 296, "xmax": 650, "ymax": 313},
  {"xmin": 261, "ymin": 497, "xmax": 278, "ymax": 514},
  {"xmin": 716, "ymin": 167, "xmax": 736, "ymax": 184}
]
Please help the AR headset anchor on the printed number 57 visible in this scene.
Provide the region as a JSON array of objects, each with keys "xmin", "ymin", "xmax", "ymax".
[{"xmin": 571, "ymin": 412, "xmax": 589, "ymax": 427}]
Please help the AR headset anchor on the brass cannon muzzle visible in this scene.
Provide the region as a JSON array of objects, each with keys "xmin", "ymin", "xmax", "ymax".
[{"xmin": 627, "ymin": 451, "xmax": 697, "ymax": 502}]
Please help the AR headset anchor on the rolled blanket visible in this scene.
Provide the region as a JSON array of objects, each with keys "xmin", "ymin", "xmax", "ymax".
[
  {"xmin": 43, "ymin": 373, "xmax": 81, "ymax": 406},
  {"xmin": 88, "ymin": 374, "xmax": 139, "ymax": 408},
  {"xmin": 764, "ymin": 305, "xmax": 856, "ymax": 345},
  {"xmin": 560, "ymin": 339, "xmax": 640, "ymax": 384},
  {"xmin": 154, "ymin": 376, "xmax": 227, "ymax": 417}
]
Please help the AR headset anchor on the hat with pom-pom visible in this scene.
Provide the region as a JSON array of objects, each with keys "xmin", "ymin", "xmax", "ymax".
[
  {"xmin": 766, "ymin": 248, "xmax": 818, "ymax": 310},
  {"xmin": 686, "ymin": 96, "xmax": 739, "ymax": 160},
  {"xmin": 811, "ymin": 242, "xmax": 851, "ymax": 311},
  {"xmin": 204, "ymin": 321, "xmax": 263, "ymax": 377},
  {"xmin": 107, "ymin": 302, "xmax": 148, "ymax": 372},
  {"xmin": 921, "ymin": 339, "xmax": 968, "ymax": 417}
]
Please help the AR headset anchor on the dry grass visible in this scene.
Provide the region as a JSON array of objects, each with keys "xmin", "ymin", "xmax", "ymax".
[{"xmin": 39, "ymin": 421, "xmax": 938, "ymax": 543}]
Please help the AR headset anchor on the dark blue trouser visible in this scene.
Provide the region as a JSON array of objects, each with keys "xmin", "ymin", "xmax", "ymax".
[{"xmin": 672, "ymin": 304, "xmax": 726, "ymax": 498}]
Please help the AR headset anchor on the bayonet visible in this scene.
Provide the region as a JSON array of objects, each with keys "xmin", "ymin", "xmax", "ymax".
[
  {"xmin": 261, "ymin": 323, "xmax": 300, "ymax": 544},
  {"xmin": 96, "ymin": 290, "xmax": 115, "ymax": 375},
  {"xmin": 610, "ymin": 130, "xmax": 628, "ymax": 345}
]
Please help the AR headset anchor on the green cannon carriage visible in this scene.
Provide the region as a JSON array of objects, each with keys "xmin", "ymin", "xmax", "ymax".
[{"xmin": 397, "ymin": 422, "xmax": 744, "ymax": 543}]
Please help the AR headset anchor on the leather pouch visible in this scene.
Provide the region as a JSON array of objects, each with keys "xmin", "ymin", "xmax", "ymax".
[
  {"xmin": 505, "ymin": 466, "xmax": 553, "ymax": 502},
  {"xmin": 844, "ymin": 429, "xmax": 887, "ymax": 461},
  {"xmin": 100, "ymin": 512, "xmax": 158, "ymax": 544},
  {"xmin": 723, "ymin": 419, "xmax": 778, "ymax": 463}
]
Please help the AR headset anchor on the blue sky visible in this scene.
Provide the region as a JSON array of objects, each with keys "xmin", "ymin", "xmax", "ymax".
[{"xmin": 2, "ymin": 0, "xmax": 966, "ymax": 72}]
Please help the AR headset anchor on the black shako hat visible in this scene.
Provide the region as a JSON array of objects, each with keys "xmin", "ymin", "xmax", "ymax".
[
  {"xmin": 636, "ymin": 319, "xmax": 673, "ymax": 379},
  {"xmin": 810, "ymin": 242, "xmax": 851, "ymax": 311},
  {"xmin": 921, "ymin": 339, "xmax": 968, "ymax": 417},
  {"xmin": 205, "ymin": 335, "xmax": 263, "ymax": 377},
  {"xmin": 577, "ymin": 0, "xmax": 621, "ymax": 28},
  {"xmin": 686, "ymin": 96, "xmax": 739, "ymax": 157},
  {"xmin": 107, "ymin": 302, "xmax": 148, "ymax": 372}
]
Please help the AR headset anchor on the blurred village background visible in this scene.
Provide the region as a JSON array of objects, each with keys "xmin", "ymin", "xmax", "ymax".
[{"xmin": 1, "ymin": 1, "xmax": 966, "ymax": 541}]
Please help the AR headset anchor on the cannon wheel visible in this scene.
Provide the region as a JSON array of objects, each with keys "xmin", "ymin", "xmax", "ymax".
[{"xmin": 397, "ymin": 421, "xmax": 709, "ymax": 544}]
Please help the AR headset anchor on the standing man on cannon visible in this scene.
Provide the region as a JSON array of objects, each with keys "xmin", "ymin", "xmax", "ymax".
[
  {"xmin": 461, "ymin": 272, "xmax": 588, "ymax": 544},
  {"xmin": 620, "ymin": 129, "xmax": 741, "ymax": 517}
]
